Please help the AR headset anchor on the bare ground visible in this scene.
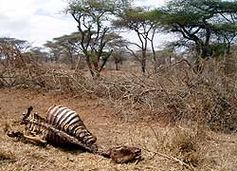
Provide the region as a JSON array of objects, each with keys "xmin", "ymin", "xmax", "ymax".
[{"xmin": 0, "ymin": 88, "xmax": 236, "ymax": 171}]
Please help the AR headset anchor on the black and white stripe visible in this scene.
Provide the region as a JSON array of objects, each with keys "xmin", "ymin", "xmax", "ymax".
[
  {"xmin": 46, "ymin": 105, "xmax": 97, "ymax": 146},
  {"xmin": 20, "ymin": 106, "xmax": 142, "ymax": 162},
  {"xmin": 21, "ymin": 105, "xmax": 97, "ymax": 151}
]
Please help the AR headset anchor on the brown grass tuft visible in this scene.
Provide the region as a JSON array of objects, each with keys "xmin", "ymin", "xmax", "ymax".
[{"xmin": 0, "ymin": 150, "xmax": 16, "ymax": 164}]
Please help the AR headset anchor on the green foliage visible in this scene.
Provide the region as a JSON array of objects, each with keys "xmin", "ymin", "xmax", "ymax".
[
  {"xmin": 67, "ymin": 0, "xmax": 132, "ymax": 19},
  {"xmin": 151, "ymin": 0, "xmax": 237, "ymax": 58},
  {"xmin": 113, "ymin": 8, "xmax": 159, "ymax": 29},
  {"xmin": 162, "ymin": 0, "xmax": 210, "ymax": 25},
  {"xmin": 210, "ymin": 43, "xmax": 228, "ymax": 56},
  {"xmin": 113, "ymin": 7, "xmax": 160, "ymax": 73},
  {"xmin": 65, "ymin": 0, "xmax": 132, "ymax": 77},
  {"xmin": 213, "ymin": 24, "xmax": 237, "ymax": 35},
  {"xmin": 44, "ymin": 32, "xmax": 82, "ymax": 64}
]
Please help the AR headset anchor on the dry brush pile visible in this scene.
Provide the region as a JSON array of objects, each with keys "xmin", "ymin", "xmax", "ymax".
[
  {"xmin": 1, "ymin": 45, "xmax": 237, "ymax": 170},
  {"xmin": 85, "ymin": 58, "xmax": 237, "ymax": 134},
  {"xmin": 0, "ymin": 44, "xmax": 237, "ymax": 133}
]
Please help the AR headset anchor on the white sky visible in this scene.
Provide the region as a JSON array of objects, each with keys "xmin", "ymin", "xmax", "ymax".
[{"xmin": 0, "ymin": 0, "xmax": 167, "ymax": 47}]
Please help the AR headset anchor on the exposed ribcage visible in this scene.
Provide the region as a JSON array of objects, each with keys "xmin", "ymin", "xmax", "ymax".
[
  {"xmin": 24, "ymin": 112, "xmax": 48, "ymax": 139},
  {"xmin": 46, "ymin": 105, "xmax": 97, "ymax": 146}
]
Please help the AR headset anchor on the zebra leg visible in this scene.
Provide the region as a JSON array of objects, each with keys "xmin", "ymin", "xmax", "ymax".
[
  {"xmin": 22, "ymin": 134, "xmax": 47, "ymax": 146},
  {"xmin": 7, "ymin": 130, "xmax": 47, "ymax": 146}
]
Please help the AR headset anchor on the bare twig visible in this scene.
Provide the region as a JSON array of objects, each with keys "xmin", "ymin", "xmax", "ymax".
[{"xmin": 142, "ymin": 147, "xmax": 195, "ymax": 171}]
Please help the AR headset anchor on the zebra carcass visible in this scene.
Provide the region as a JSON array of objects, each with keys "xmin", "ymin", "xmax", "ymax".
[{"xmin": 7, "ymin": 105, "xmax": 142, "ymax": 164}]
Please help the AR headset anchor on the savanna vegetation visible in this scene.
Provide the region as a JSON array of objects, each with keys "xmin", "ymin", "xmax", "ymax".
[{"xmin": 0, "ymin": 0, "xmax": 237, "ymax": 170}]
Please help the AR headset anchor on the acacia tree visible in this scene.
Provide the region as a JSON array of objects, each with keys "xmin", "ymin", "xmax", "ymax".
[
  {"xmin": 107, "ymin": 33, "xmax": 128, "ymax": 70},
  {"xmin": 27, "ymin": 47, "xmax": 49, "ymax": 62},
  {"xmin": 51, "ymin": 33, "xmax": 82, "ymax": 69},
  {"xmin": 195, "ymin": 0, "xmax": 237, "ymax": 55},
  {"xmin": 154, "ymin": 0, "xmax": 237, "ymax": 59},
  {"xmin": 0, "ymin": 37, "xmax": 31, "ymax": 68},
  {"xmin": 44, "ymin": 32, "xmax": 81, "ymax": 65},
  {"xmin": 0, "ymin": 37, "xmax": 30, "ymax": 52},
  {"xmin": 114, "ymin": 8, "xmax": 159, "ymax": 73},
  {"xmin": 66, "ymin": 0, "xmax": 131, "ymax": 77},
  {"xmin": 44, "ymin": 40, "xmax": 63, "ymax": 62},
  {"xmin": 212, "ymin": 24, "xmax": 237, "ymax": 55}
]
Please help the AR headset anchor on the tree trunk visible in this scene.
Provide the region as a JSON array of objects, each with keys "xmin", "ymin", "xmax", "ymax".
[
  {"xmin": 151, "ymin": 29, "xmax": 157, "ymax": 72},
  {"xmin": 115, "ymin": 61, "xmax": 119, "ymax": 71},
  {"xmin": 141, "ymin": 50, "xmax": 146, "ymax": 73},
  {"xmin": 69, "ymin": 53, "xmax": 74, "ymax": 69},
  {"xmin": 74, "ymin": 55, "xmax": 82, "ymax": 72},
  {"xmin": 201, "ymin": 46, "xmax": 211, "ymax": 59},
  {"xmin": 85, "ymin": 55, "xmax": 96, "ymax": 78},
  {"xmin": 141, "ymin": 62, "xmax": 146, "ymax": 73}
]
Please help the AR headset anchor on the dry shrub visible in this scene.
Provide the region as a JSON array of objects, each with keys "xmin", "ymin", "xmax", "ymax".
[
  {"xmin": 90, "ymin": 58, "xmax": 237, "ymax": 133},
  {"xmin": 0, "ymin": 43, "xmax": 46, "ymax": 88},
  {"xmin": 0, "ymin": 45, "xmax": 236, "ymax": 133},
  {"xmin": 0, "ymin": 150, "xmax": 16, "ymax": 164},
  {"xmin": 164, "ymin": 126, "xmax": 207, "ymax": 168},
  {"xmin": 141, "ymin": 124, "xmax": 208, "ymax": 170}
]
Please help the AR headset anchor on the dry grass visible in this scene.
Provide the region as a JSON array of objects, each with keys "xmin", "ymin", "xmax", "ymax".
[
  {"xmin": 0, "ymin": 89, "xmax": 236, "ymax": 171},
  {"xmin": 0, "ymin": 47, "xmax": 237, "ymax": 170}
]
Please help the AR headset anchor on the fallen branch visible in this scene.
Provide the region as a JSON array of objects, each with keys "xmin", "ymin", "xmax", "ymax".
[
  {"xmin": 143, "ymin": 148, "xmax": 195, "ymax": 171},
  {"xmin": 146, "ymin": 125, "xmax": 195, "ymax": 171}
]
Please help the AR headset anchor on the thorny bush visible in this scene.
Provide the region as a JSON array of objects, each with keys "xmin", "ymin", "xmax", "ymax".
[{"xmin": 0, "ymin": 45, "xmax": 236, "ymax": 133}]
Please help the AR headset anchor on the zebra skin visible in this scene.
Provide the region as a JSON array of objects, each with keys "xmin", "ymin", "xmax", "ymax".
[
  {"xmin": 46, "ymin": 105, "xmax": 97, "ymax": 147},
  {"xmin": 21, "ymin": 105, "xmax": 98, "ymax": 152},
  {"xmin": 18, "ymin": 105, "xmax": 142, "ymax": 163}
]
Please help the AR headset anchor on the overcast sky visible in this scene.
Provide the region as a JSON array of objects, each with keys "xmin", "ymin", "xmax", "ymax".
[{"xmin": 0, "ymin": 0, "xmax": 166, "ymax": 47}]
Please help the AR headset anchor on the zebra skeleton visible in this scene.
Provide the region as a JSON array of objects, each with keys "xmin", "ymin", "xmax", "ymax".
[
  {"xmin": 18, "ymin": 105, "xmax": 142, "ymax": 163},
  {"xmin": 21, "ymin": 105, "xmax": 98, "ymax": 153}
]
